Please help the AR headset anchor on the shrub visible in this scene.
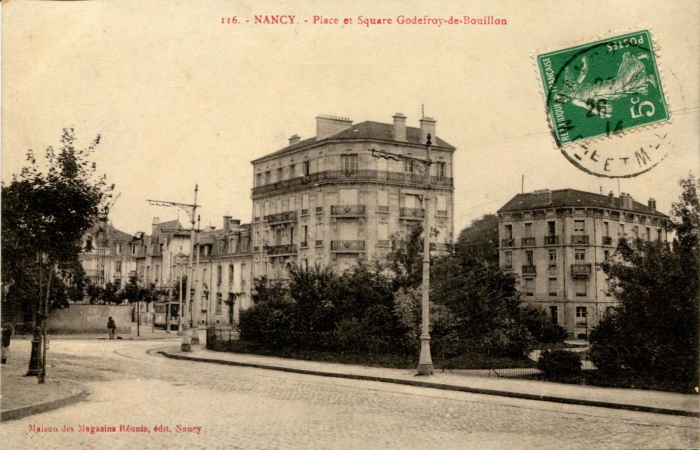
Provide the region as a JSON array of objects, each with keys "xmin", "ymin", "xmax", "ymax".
[
  {"xmin": 520, "ymin": 305, "xmax": 568, "ymax": 344},
  {"xmin": 537, "ymin": 350, "xmax": 582, "ymax": 378}
]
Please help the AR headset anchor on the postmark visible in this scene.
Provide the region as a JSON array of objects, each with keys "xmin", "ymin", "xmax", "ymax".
[{"xmin": 537, "ymin": 30, "xmax": 671, "ymax": 178}]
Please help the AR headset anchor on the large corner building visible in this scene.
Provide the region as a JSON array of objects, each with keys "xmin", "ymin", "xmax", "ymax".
[
  {"xmin": 250, "ymin": 114, "xmax": 456, "ymax": 279},
  {"xmin": 498, "ymin": 189, "xmax": 670, "ymax": 338}
]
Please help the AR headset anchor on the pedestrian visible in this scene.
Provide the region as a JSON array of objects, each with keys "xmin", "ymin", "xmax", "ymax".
[
  {"xmin": 107, "ymin": 317, "xmax": 116, "ymax": 339},
  {"xmin": 1, "ymin": 324, "xmax": 14, "ymax": 364}
]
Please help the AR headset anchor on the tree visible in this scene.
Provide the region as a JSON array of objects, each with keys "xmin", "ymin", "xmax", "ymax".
[
  {"xmin": 1, "ymin": 128, "xmax": 113, "ymax": 381},
  {"xmin": 454, "ymin": 214, "xmax": 500, "ymax": 267},
  {"xmin": 591, "ymin": 174, "xmax": 699, "ymax": 383}
]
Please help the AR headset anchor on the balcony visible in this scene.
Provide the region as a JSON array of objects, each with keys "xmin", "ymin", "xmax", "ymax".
[
  {"xmin": 377, "ymin": 206, "xmax": 390, "ymax": 213},
  {"xmin": 400, "ymin": 207, "xmax": 425, "ymax": 220},
  {"xmin": 571, "ymin": 235, "xmax": 590, "ymax": 245},
  {"xmin": 315, "ymin": 240, "xmax": 323, "ymax": 247},
  {"xmin": 265, "ymin": 211, "xmax": 297, "ymax": 224},
  {"xmin": 544, "ymin": 235, "xmax": 559, "ymax": 245},
  {"xmin": 521, "ymin": 237, "xmax": 536, "ymax": 247},
  {"xmin": 331, "ymin": 205, "xmax": 366, "ymax": 217},
  {"xmin": 264, "ymin": 244, "xmax": 297, "ymax": 256},
  {"xmin": 251, "ymin": 169, "xmax": 454, "ymax": 197},
  {"xmin": 436, "ymin": 210, "xmax": 448, "ymax": 217},
  {"xmin": 522, "ymin": 265, "xmax": 537, "ymax": 275},
  {"xmin": 330, "ymin": 240, "xmax": 366, "ymax": 252},
  {"xmin": 377, "ymin": 239, "xmax": 391, "ymax": 247},
  {"xmin": 603, "ymin": 236, "xmax": 613, "ymax": 245},
  {"xmin": 316, "ymin": 206, "xmax": 324, "ymax": 214},
  {"xmin": 571, "ymin": 264, "xmax": 592, "ymax": 278},
  {"xmin": 501, "ymin": 238, "xmax": 515, "ymax": 247}
]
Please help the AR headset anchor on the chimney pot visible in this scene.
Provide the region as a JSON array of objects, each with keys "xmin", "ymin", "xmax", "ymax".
[
  {"xmin": 419, "ymin": 117, "xmax": 437, "ymax": 145},
  {"xmin": 288, "ymin": 134, "xmax": 301, "ymax": 146},
  {"xmin": 393, "ymin": 114, "xmax": 407, "ymax": 141}
]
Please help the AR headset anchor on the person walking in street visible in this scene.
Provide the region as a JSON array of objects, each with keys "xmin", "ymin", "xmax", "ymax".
[
  {"xmin": 2, "ymin": 324, "xmax": 14, "ymax": 364},
  {"xmin": 107, "ymin": 317, "xmax": 116, "ymax": 339}
]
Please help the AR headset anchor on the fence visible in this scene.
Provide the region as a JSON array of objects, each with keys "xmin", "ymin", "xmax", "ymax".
[{"xmin": 207, "ymin": 328, "xmax": 240, "ymax": 342}]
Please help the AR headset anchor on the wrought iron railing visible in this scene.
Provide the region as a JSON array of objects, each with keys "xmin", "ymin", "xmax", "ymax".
[
  {"xmin": 436, "ymin": 210, "xmax": 448, "ymax": 217},
  {"xmin": 264, "ymin": 211, "xmax": 298, "ymax": 224},
  {"xmin": 544, "ymin": 235, "xmax": 559, "ymax": 245},
  {"xmin": 521, "ymin": 237, "xmax": 536, "ymax": 246},
  {"xmin": 264, "ymin": 244, "xmax": 297, "ymax": 255},
  {"xmin": 377, "ymin": 206, "xmax": 390, "ymax": 213},
  {"xmin": 330, "ymin": 205, "xmax": 366, "ymax": 216},
  {"xmin": 522, "ymin": 265, "xmax": 537, "ymax": 274},
  {"xmin": 400, "ymin": 207, "xmax": 425, "ymax": 219},
  {"xmin": 571, "ymin": 264, "xmax": 592, "ymax": 277},
  {"xmin": 377, "ymin": 239, "xmax": 391, "ymax": 247},
  {"xmin": 330, "ymin": 240, "xmax": 366, "ymax": 251},
  {"xmin": 571, "ymin": 235, "xmax": 590, "ymax": 245},
  {"xmin": 603, "ymin": 236, "xmax": 613, "ymax": 245},
  {"xmin": 501, "ymin": 238, "xmax": 515, "ymax": 247},
  {"xmin": 252, "ymin": 169, "xmax": 454, "ymax": 197}
]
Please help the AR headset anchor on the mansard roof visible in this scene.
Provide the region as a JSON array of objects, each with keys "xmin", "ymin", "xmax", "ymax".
[
  {"xmin": 497, "ymin": 189, "xmax": 669, "ymax": 218},
  {"xmin": 252, "ymin": 120, "xmax": 455, "ymax": 164}
]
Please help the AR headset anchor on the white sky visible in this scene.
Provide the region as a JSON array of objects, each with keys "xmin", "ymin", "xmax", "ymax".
[{"xmin": 3, "ymin": 0, "xmax": 699, "ymax": 236}]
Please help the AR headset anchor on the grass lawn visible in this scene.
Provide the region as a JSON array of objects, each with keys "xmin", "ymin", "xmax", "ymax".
[{"xmin": 522, "ymin": 371, "xmax": 698, "ymax": 395}]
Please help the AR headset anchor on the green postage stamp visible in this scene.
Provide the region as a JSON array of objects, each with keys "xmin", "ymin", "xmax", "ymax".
[{"xmin": 537, "ymin": 30, "xmax": 669, "ymax": 149}]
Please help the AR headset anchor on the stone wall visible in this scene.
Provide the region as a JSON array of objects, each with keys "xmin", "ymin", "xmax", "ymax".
[{"xmin": 48, "ymin": 304, "xmax": 132, "ymax": 334}]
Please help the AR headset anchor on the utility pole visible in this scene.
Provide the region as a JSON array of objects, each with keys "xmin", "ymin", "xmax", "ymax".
[
  {"xmin": 147, "ymin": 185, "xmax": 199, "ymax": 351},
  {"xmin": 191, "ymin": 215, "xmax": 202, "ymax": 345},
  {"xmin": 370, "ymin": 134, "xmax": 435, "ymax": 375}
]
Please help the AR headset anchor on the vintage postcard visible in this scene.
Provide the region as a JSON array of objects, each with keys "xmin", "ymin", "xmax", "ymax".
[{"xmin": 2, "ymin": 1, "xmax": 699, "ymax": 449}]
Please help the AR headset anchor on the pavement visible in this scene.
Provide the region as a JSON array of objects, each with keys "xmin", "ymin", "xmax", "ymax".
[{"xmin": 160, "ymin": 342, "xmax": 700, "ymax": 418}]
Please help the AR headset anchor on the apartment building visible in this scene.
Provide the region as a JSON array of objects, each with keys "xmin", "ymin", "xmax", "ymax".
[
  {"xmin": 250, "ymin": 114, "xmax": 456, "ymax": 279},
  {"xmin": 497, "ymin": 189, "xmax": 669, "ymax": 338},
  {"xmin": 80, "ymin": 223, "xmax": 137, "ymax": 288}
]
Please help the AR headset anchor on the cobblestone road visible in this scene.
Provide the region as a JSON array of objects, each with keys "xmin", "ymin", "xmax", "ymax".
[{"xmin": 1, "ymin": 340, "xmax": 698, "ymax": 449}]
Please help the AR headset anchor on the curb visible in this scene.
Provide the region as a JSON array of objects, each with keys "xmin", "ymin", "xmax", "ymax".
[
  {"xmin": 160, "ymin": 351, "xmax": 699, "ymax": 418},
  {"xmin": 1, "ymin": 389, "xmax": 89, "ymax": 422}
]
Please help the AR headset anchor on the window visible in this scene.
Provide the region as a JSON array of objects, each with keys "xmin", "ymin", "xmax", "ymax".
[
  {"xmin": 289, "ymin": 226, "xmax": 295, "ymax": 245},
  {"xmin": 550, "ymin": 306, "xmax": 558, "ymax": 325},
  {"xmin": 289, "ymin": 164, "xmax": 295, "ymax": 178},
  {"xmin": 256, "ymin": 173, "xmax": 262, "ymax": 187},
  {"xmin": 302, "ymin": 225, "xmax": 309, "ymax": 246},
  {"xmin": 217, "ymin": 265, "xmax": 222, "ymax": 285},
  {"xmin": 603, "ymin": 222, "xmax": 610, "ymax": 237},
  {"xmin": 303, "ymin": 160, "xmax": 310, "ymax": 176},
  {"xmin": 341, "ymin": 154, "xmax": 358, "ymax": 173},
  {"xmin": 115, "ymin": 261, "xmax": 122, "ymax": 273},
  {"xmin": 116, "ymin": 244, "xmax": 122, "ymax": 254},
  {"xmin": 548, "ymin": 249, "xmax": 557, "ymax": 267},
  {"xmin": 228, "ymin": 265, "xmax": 234, "ymax": 284},
  {"xmin": 218, "ymin": 240, "xmax": 224, "ymax": 253},
  {"xmin": 632, "ymin": 226, "xmax": 639, "ymax": 239},
  {"xmin": 504, "ymin": 251, "xmax": 513, "ymax": 268},
  {"xmin": 604, "ymin": 250, "xmax": 610, "ymax": 261},
  {"xmin": 277, "ymin": 168, "xmax": 284, "ymax": 182},
  {"xmin": 574, "ymin": 279, "xmax": 587, "ymax": 296},
  {"xmin": 288, "ymin": 195, "xmax": 295, "ymax": 211},
  {"xmin": 302, "ymin": 193, "xmax": 309, "ymax": 214},
  {"xmin": 404, "ymin": 160, "xmax": 416, "ymax": 173},
  {"xmin": 524, "ymin": 278, "xmax": 534, "ymax": 296},
  {"xmin": 378, "ymin": 190, "xmax": 389, "ymax": 212},
  {"xmin": 575, "ymin": 249, "xmax": 586, "ymax": 262},
  {"xmin": 548, "ymin": 221, "xmax": 556, "ymax": 236},
  {"xmin": 574, "ymin": 220, "xmax": 585, "ymax": 235},
  {"xmin": 548, "ymin": 278, "xmax": 557, "ymax": 296},
  {"xmin": 436, "ymin": 161, "xmax": 446, "ymax": 179},
  {"xmin": 504, "ymin": 224, "xmax": 513, "ymax": 239},
  {"xmin": 132, "ymin": 245, "xmax": 136, "ymax": 255},
  {"xmin": 619, "ymin": 223, "xmax": 625, "ymax": 236},
  {"xmin": 524, "ymin": 223, "xmax": 533, "ymax": 238},
  {"xmin": 576, "ymin": 306, "xmax": 588, "ymax": 318},
  {"xmin": 216, "ymin": 293, "xmax": 222, "ymax": 315},
  {"xmin": 646, "ymin": 227, "xmax": 651, "ymax": 241},
  {"xmin": 525, "ymin": 250, "xmax": 534, "ymax": 266},
  {"xmin": 657, "ymin": 228, "xmax": 662, "ymax": 241},
  {"xmin": 265, "ymin": 171, "xmax": 271, "ymax": 184}
]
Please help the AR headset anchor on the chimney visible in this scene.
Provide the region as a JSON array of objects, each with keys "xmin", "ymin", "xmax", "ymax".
[
  {"xmin": 393, "ymin": 113, "xmax": 407, "ymax": 141},
  {"xmin": 223, "ymin": 216, "xmax": 232, "ymax": 234},
  {"xmin": 648, "ymin": 198, "xmax": 656, "ymax": 210},
  {"xmin": 608, "ymin": 191, "xmax": 615, "ymax": 205},
  {"xmin": 419, "ymin": 117, "xmax": 437, "ymax": 145},
  {"xmin": 620, "ymin": 192, "xmax": 634, "ymax": 210},
  {"xmin": 288, "ymin": 134, "xmax": 301, "ymax": 146},
  {"xmin": 152, "ymin": 217, "xmax": 160, "ymax": 235},
  {"xmin": 316, "ymin": 115, "xmax": 353, "ymax": 140}
]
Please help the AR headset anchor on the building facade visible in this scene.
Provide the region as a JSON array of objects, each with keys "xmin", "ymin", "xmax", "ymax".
[
  {"xmin": 80, "ymin": 223, "xmax": 137, "ymax": 288},
  {"xmin": 250, "ymin": 114, "xmax": 456, "ymax": 279},
  {"xmin": 497, "ymin": 189, "xmax": 669, "ymax": 338}
]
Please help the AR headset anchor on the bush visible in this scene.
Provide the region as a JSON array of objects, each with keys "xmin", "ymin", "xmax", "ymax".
[
  {"xmin": 520, "ymin": 305, "xmax": 568, "ymax": 344},
  {"xmin": 537, "ymin": 350, "xmax": 582, "ymax": 378}
]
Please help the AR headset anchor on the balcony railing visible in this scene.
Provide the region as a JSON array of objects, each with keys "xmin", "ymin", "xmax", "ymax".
[
  {"xmin": 436, "ymin": 210, "xmax": 448, "ymax": 217},
  {"xmin": 377, "ymin": 239, "xmax": 391, "ymax": 247},
  {"xmin": 331, "ymin": 205, "xmax": 366, "ymax": 217},
  {"xmin": 316, "ymin": 206, "xmax": 323, "ymax": 213},
  {"xmin": 522, "ymin": 265, "xmax": 537, "ymax": 274},
  {"xmin": 603, "ymin": 236, "xmax": 613, "ymax": 245},
  {"xmin": 571, "ymin": 235, "xmax": 590, "ymax": 245},
  {"xmin": 571, "ymin": 264, "xmax": 592, "ymax": 277},
  {"xmin": 521, "ymin": 237, "xmax": 536, "ymax": 247},
  {"xmin": 315, "ymin": 240, "xmax": 323, "ymax": 247},
  {"xmin": 378, "ymin": 206, "xmax": 390, "ymax": 213},
  {"xmin": 264, "ymin": 244, "xmax": 297, "ymax": 256},
  {"xmin": 300, "ymin": 241, "xmax": 308, "ymax": 248},
  {"xmin": 501, "ymin": 238, "xmax": 515, "ymax": 247},
  {"xmin": 544, "ymin": 235, "xmax": 559, "ymax": 245},
  {"xmin": 330, "ymin": 240, "xmax": 366, "ymax": 252},
  {"xmin": 264, "ymin": 211, "xmax": 297, "ymax": 224},
  {"xmin": 252, "ymin": 169, "xmax": 454, "ymax": 197},
  {"xmin": 301, "ymin": 209, "xmax": 309, "ymax": 216},
  {"xmin": 400, "ymin": 207, "xmax": 425, "ymax": 219}
]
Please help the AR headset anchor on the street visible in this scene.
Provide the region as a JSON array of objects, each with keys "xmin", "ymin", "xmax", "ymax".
[{"xmin": 1, "ymin": 339, "xmax": 698, "ymax": 449}]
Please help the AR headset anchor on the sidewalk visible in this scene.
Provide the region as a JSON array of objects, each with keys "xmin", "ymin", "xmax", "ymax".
[
  {"xmin": 0, "ymin": 344, "xmax": 87, "ymax": 421},
  {"xmin": 11, "ymin": 326, "xmax": 188, "ymax": 342},
  {"xmin": 160, "ymin": 345, "xmax": 700, "ymax": 418}
]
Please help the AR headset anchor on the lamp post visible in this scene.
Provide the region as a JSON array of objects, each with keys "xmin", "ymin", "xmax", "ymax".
[
  {"xmin": 147, "ymin": 185, "xmax": 199, "ymax": 352},
  {"xmin": 369, "ymin": 133, "xmax": 435, "ymax": 375},
  {"xmin": 191, "ymin": 215, "xmax": 202, "ymax": 345}
]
